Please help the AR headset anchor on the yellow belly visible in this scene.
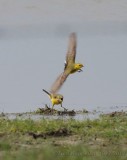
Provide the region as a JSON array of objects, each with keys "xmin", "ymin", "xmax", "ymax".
[{"xmin": 51, "ymin": 98, "xmax": 61, "ymax": 105}]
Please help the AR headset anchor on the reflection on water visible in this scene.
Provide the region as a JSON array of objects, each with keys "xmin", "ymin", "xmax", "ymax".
[{"xmin": 1, "ymin": 112, "xmax": 100, "ymax": 121}]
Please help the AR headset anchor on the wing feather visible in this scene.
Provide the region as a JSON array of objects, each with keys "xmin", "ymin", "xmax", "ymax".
[
  {"xmin": 50, "ymin": 72, "xmax": 69, "ymax": 94},
  {"xmin": 66, "ymin": 32, "xmax": 77, "ymax": 65}
]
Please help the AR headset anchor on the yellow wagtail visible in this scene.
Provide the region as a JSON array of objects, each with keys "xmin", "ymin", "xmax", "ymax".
[
  {"xmin": 50, "ymin": 32, "xmax": 84, "ymax": 94},
  {"xmin": 43, "ymin": 32, "xmax": 83, "ymax": 111},
  {"xmin": 42, "ymin": 89, "xmax": 67, "ymax": 111}
]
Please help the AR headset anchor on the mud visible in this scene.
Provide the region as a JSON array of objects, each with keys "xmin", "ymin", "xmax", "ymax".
[
  {"xmin": 102, "ymin": 111, "xmax": 127, "ymax": 117},
  {"xmin": 28, "ymin": 127, "xmax": 71, "ymax": 139},
  {"xmin": 36, "ymin": 105, "xmax": 77, "ymax": 116}
]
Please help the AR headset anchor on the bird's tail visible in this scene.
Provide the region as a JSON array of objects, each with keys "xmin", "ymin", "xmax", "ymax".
[{"xmin": 42, "ymin": 89, "xmax": 51, "ymax": 96}]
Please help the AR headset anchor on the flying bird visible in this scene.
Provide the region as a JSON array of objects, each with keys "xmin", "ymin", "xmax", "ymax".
[
  {"xmin": 43, "ymin": 32, "xmax": 84, "ymax": 111},
  {"xmin": 50, "ymin": 32, "xmax": 84, "ymax": 94}
]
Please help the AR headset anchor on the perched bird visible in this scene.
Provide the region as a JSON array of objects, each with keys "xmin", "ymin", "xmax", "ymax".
[
  {"xmin": 43, "ymin": 32, "xmax": 83, "ymax": 111},
  {"xmin": 42, "ymin": 89, "xmax": 66, "ymax": 111}
]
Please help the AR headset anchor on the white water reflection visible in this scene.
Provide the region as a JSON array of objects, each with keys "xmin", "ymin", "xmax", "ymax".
[{"xmin": 1, "ymin": 105, "xmax": 127, "ymax": 121}]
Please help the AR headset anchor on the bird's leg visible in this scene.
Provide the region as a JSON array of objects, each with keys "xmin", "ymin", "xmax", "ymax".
[
  {"xmin": 51, "ymin": 105, "xmax": 54, "ymax": 115},
  {"xmin": 61, "ymin": 103, "xmax": 68, "ymax": 112}
]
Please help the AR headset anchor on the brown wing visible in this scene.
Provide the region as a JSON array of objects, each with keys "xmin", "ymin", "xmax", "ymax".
[
  {"xmin": 66, "ymin": 32, "xmax": 77, "ymax": 65},
  {"xmin": 50, "ymin": 72, "xmax": 69, "ymax": 94}
]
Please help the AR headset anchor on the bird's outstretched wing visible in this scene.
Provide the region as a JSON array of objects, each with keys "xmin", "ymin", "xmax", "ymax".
[
  {"xmin": 50, "ymin": 72, "xmax": 69, "ymax": 94},
  {"xmin": 50, "ymin": 33, "xmax": 77, "ymax": 93},
  {"xmin": 65, "ymin": 32, "xmax": 77, "ymax": 65}
]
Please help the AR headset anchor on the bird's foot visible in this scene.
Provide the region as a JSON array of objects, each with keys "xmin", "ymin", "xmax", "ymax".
[
  {"xmin": 62, "ymin": 107, "xmax": 68, "ymax": 112},
  {"xmin": 51, "ymin": 109, "xmax": 54, "ymax": 115},
  {"xmin": 78, "ymin": 69, "xmax": 83, "ymax": 72}
]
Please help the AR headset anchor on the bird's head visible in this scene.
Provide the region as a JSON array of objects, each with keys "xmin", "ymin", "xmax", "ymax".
[
  {"xmin": 75, "ymin": 63, "xmax": 84, "ymax": 70},
  {"xmin": 52, "ymin": 94, "xmax": 63, "ymax": 103},
  {"xmin": 57, "ymin": 94, "xmax": 64, "ymax": 102}
]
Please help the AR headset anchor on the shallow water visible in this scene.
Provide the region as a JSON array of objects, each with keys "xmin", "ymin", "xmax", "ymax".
[{"xmin": 1, "ymin": 105, "xmax": 127, "ymax": 121}]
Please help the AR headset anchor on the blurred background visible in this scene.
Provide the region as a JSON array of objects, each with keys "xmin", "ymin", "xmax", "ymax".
[{"xmin": 0, "ymin": 0, "xmax": 127, "ymax": 112}]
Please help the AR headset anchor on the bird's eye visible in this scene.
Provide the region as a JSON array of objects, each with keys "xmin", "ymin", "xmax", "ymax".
[
  {"xmin": 61, "ymin": 97, "xmax": 63, "ymax": 100},
  {"xmin": 79, "ymin": 64, "xmax": 83, "ymax": 67},
  {"xmin": 54, "ymin": 96, "xmax": 56, "ymax": 99}
]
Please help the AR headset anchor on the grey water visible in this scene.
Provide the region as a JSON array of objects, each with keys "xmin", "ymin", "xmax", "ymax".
[{"xmin": 0, "ymin": 0, "xmax": 127, "ymax": 113}]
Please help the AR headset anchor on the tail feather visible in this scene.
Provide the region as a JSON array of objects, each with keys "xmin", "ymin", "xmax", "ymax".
[{"xmin": 42, "ymin": 89, "xmax": 51, "ymax": 96}]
